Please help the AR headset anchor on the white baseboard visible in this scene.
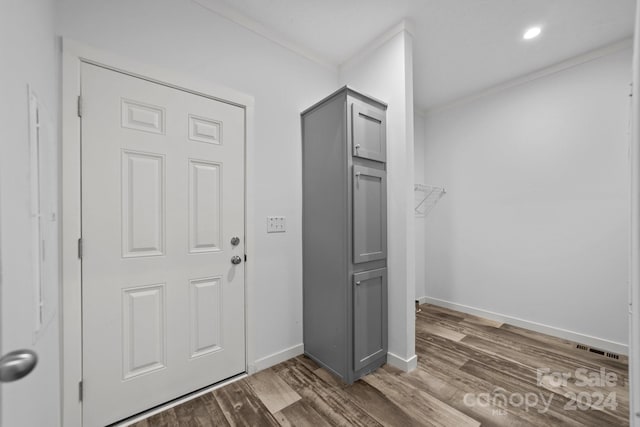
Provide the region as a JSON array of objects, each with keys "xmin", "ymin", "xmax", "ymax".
[
  {"xmin": 416, "ymin": 296, "xmax": 431, "ymax": 305},
  {"xmin": 248, "ymin": 343, "xmax": 304, "ymax": 374},
  {"xmin": 418, "ymin": 296, "xmax": 628, "ymax": 356},
  {"xmin": 387, "ymin": 351, "xmax": 418, "ymax": 372}
]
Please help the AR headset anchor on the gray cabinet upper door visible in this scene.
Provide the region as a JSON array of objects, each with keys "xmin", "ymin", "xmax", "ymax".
[
  {"xmin": 353, "ymin": 268, "xmax": 387, "ymax": 371},
  {"xmin": 353, "ymin": 166, "xmax": 386, "ymax": 263},
  {"xmin": 351, "ymin": 103, "xmax": 386, "ymax": 162}
]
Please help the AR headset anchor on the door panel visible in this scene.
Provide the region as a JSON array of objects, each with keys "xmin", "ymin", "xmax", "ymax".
[
  {"xmin": 81, "ymin": 63, "xmax": 245, "ymax": 426},
  {"xmin": 121, "ymin": 150, "xmax": 165, "ymax": 257},
  {"xmin": 122, "ymin": 284, "xmax": 166, "ymax": 379},
  {"xmin": 353, "ymin": 268, "xmax": 387, "ymax": 371},
  {"xmin": 351, "ymin": 103, "xmax": 386, "ymax": 162},
  {"xmin": 189, "ymin": 277, "xmax": 222, "ymax": 358},
  {"xmin": 188, "ymin": 160, "xmax": 222, "ymax": 253},
  {"xmin": 353, "ymin": 166, "xmax": 387, "ymax": 263}
]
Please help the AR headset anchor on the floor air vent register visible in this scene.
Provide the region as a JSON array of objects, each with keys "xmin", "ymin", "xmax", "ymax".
[{"xmin": 576, "ymin": 344, "xmax": 620, "ymax": 360}]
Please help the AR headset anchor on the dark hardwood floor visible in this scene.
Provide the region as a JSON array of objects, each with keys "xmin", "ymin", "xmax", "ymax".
[{"xmin": 131, "ymin": 304, "xmax": 629, "ymax": 426}]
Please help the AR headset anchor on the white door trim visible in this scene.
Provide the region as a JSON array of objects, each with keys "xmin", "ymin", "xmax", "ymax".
[
  {"xmin": 630, "ymin": 3, "xmax": 640, "ymax": 425},
  {"xmin": 61, "ymin": 38, "xmax": 256, "ymax": 426}
]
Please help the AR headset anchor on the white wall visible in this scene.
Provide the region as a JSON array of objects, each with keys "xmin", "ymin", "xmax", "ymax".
[
  {"xmin": 339, "ymin": 28, "xmax": 417, "ymax": 370},
  {"xmin": 0, "ymin": 0, "xmax": 60, "ymax": 426},
  {"xmin": 56, "ymin": 0, "xmax": 337, "ymax": 368},
  {"xmin": 423, "ymin": 47, "xmax": 632, "ymax": 352},
  {"xmin": 414, "ymin": 113, "xmax": 426, "ymax": 299}
]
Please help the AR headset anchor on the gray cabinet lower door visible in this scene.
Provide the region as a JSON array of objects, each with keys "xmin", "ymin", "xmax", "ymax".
[{"xmin": 353, "ymin": 268, "xmax": 387, "ymax": 371}]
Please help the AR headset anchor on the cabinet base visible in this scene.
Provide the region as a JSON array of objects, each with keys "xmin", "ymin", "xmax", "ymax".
[{"xmin": 303, "ymin": 351, "xmax": 387, "ymax": 385}]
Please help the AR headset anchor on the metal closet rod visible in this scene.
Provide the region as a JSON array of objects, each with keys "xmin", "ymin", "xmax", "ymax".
[{"xmin": 414, "ymin": 184, "xmax": 446, "ymax": 214}]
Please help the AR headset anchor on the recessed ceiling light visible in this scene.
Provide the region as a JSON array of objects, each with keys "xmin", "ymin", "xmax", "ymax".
[{"xmin": 523, "ymin": 26, "xmax": 542, "ymax": 40}]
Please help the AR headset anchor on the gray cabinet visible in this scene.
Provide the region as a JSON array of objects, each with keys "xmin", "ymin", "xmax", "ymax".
[{"xmin": 301, "ymin": 86, "xmax": 387, "ymax": 383}]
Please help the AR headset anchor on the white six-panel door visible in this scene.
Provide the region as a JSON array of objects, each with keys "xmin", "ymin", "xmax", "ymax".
[{"xmin": 81, "ymin": 63, "xmax": 245, "ymax": 426}]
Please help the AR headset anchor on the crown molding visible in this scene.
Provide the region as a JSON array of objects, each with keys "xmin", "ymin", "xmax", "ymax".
[
  {"xmin": 191, "ymin": 1, "xmax": 414, "ymax": 76},
  {"xmin": 192, "ymin": 0, "xmax": 338, "ymax": 71},
  {"xmin": 425, "ymin": 37, "xmax": 634, "ymax": 117},
  {"xmin": 339, "ymin": 20, "xmax": 414, "ymax": 74}
]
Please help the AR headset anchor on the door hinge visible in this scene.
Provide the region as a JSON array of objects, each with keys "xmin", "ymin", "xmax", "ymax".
[
  {"xmin": 79, "ymin": 380, "xmax": 83, "ymax": 401},
  {"xmin": 77, "ymin": 95, "xmax": 82, "ymax": 117},
  {"xmin": 78, "ymin": 238, "xmax": 83, "ymax": 259}
]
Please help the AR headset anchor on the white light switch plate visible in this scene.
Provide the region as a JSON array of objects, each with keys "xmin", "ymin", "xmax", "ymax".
[{"xmin": 267, "ymin": 216, "xmax": 286, "ymax": 233}]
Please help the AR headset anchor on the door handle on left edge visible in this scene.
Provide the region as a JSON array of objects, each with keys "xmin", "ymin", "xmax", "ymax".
[{"xmin": 0, "ymin": 349, "xmax": 37, "ymax": 382}]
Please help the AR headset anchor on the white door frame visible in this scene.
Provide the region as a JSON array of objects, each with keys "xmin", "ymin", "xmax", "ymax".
[
  {"xmin": 60, "ymin": 38, "xmax": 256, "ymax": 426},
  {"xmin": 630, "ymin": 2, "xmax": 640, "ymax": 425}
]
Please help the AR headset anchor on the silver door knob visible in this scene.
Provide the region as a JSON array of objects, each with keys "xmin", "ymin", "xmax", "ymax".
[
  {"xmin": 231, "ymin": 256, "xmax": 242, "ymax": 265},
  {"xmin": 230, "ymin": 236, "xmax": 240, "ymax": 246},
  {"xmin": 0, "ymin": 349, "xmax": 38, "ymax": 382}
]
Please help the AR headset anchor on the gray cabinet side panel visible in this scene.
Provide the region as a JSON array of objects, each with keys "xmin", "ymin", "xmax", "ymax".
[{"xmin": 302, "ymin": 94, "xmax": 348, "ymax": 378}]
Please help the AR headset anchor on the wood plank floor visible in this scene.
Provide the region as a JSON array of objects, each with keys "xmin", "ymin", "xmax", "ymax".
[{"xmin": 131, "ymin": 304, "xmax": 629, "ymax": 426}]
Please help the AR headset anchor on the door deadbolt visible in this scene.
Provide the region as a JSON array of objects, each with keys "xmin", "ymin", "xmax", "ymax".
[{"xmin": 230, "ymin": 236, "xmax": 240, "ymax": 246}]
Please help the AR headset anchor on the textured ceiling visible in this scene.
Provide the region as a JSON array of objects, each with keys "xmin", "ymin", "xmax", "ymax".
[{"xmin": 196, "ymin": 0, "xmax": 636, "ymax": 110}]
